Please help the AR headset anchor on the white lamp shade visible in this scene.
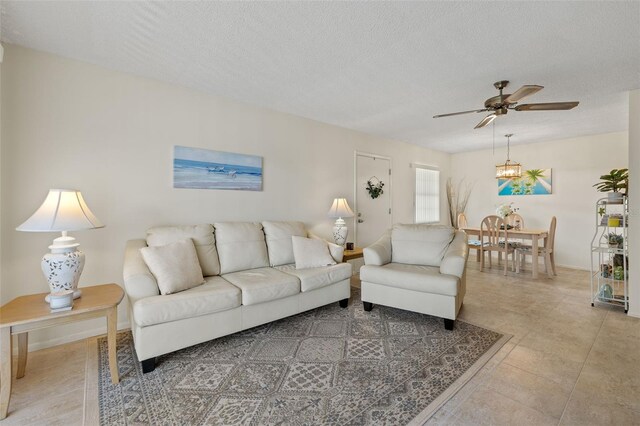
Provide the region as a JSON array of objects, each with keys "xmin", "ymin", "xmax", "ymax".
[
  {"xmin": 328, "ymin": 198, "xmax": 354, "ymax": 218},
  {"xmin": 16, "ymin": 189, "xmax": 104, "ymax": 232}
]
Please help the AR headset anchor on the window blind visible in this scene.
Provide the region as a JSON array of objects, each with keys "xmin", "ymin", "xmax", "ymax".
[{"xmin": 415, "ymin": 166, "xmax": 440, "ymax": 223}]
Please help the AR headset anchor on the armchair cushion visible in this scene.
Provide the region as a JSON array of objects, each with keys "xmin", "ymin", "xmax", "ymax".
[
  {"xmin": 360, "ymin": 263, "xmax": 459, "ymax": 296},
  {"xmin": 391, "ymin": 224, "xmax": 455, "ymax": 267}
]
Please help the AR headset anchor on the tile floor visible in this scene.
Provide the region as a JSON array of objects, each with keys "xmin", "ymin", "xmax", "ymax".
[{"xmin": 3, "ymin": 260, "xmax": 639, "ymax": 425}]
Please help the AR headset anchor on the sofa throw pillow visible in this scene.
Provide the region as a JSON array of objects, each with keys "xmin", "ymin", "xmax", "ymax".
[
  {"xmin": 292, "ymin": 236, "xmax": 337, "ymax": 269},
  {"xmin": 140, "ymin": 238, "xmax": 205, "ymax": 295}
]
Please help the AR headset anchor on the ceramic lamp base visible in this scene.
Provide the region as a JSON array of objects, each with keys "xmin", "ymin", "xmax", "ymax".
[
  {"xmin": 332, "ymin": 218, "xmax": 349, "ymax": 246},
  {"xmin": 41, "ymin": 238, "xmax": 85, "ymax": 302}
]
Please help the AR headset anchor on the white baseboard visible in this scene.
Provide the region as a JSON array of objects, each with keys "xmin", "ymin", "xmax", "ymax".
[
  {"xmin": 627, "ymin": 309, "xmax": 640, "ymax": 318},
  {"xmin": 15, "ymin": 320, "xmax": 131, "ymax": 354}
]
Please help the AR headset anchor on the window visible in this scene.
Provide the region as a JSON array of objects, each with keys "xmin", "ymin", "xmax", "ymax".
[{"xmin": 414, "ymin": 165, "xmax": 440, "ymax": 223}]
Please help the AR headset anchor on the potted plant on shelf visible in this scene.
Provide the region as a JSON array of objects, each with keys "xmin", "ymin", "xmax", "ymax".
[
  {"xmin": 605, "ymin": 233, "xmax": 623, "ymax": 248},
  {"xmin": 593, "ymin": 168, "xmax": 628, "ymax": 204}
]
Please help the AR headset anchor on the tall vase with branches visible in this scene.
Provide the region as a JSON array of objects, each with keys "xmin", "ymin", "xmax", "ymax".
[{"xmin": 446, "ymin": 178, "xmax": 474, "ymax": 228}]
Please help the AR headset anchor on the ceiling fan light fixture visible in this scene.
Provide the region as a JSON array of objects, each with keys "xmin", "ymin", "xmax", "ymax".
[{"xmin": 495, "ymin": 133, "xmax": 522, "ymax": 179}]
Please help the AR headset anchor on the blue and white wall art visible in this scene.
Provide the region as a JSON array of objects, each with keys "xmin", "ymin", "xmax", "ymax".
[
  {"xmin": 498, "ymin": 168, "xmax": 552, "ymax": 196},
  {"xmin": 173, "ymin": 145, "xmax": 263, "ymax": 191}
]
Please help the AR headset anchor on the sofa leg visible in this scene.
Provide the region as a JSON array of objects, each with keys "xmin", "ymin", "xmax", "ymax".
[
  {"xmin": 339, "ymin": 298, "xmax": 349, "ymax": 308},
  {"xmin": 363, "ymin": 302, "xmax": 373, "ymax": 311},
  {"xmin": 141, "ymin": 357, "xmax": 156, "ymax": 373},
  {"xmin": 444, "ymin": 318, "xmax": 454, "ymax": 331}
]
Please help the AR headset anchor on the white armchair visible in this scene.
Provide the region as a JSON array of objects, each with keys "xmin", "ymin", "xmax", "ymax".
[{"xmin": 360, "ymin": 224, "xmax": 469, "ymax": 330}]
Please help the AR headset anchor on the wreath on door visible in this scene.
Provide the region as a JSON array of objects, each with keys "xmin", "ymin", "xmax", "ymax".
[{"xmin": 366, "ymin": 176, "xmax": 385, "ymax": 199}]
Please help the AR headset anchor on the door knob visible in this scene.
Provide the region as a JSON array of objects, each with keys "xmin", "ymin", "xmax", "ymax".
[{"xmin": 358, "ymin": 219, "xmax": 365, "ymax": 223}]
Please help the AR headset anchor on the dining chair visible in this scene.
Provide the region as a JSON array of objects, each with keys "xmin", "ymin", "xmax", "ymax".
[
  {"xmin": 498, "ymin": 213, "xmax": 526, "ymax": 265},
  {"xmin": 458, "ymin": 213, "xmax": 485, "ymax": 262},
  {"xmin": 516, "ymin": 216, "xmax": 557, "ymax": 277},
  {"xmin": 480, "ymin": 215, "xmax": 516, "ymax": 275}
]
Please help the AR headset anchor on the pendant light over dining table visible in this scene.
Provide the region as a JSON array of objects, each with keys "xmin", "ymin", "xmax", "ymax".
[{"xmin": 495, "ymin": 133, "xmax": 522, "ymax": 179}]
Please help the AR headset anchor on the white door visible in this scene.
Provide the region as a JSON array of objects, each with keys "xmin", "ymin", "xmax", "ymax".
[{"xmin": 355, "ymin": 153, "xmax": 392, "ymax": 247}]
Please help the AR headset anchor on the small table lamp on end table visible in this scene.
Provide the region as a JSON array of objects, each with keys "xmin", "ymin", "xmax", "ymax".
[
  {"xmin": 328, "ymin": 198, "xmax": 354, "ymax": 246},
  {"xmin": 16, "ymin": 189, "xmax": 104, "ymax": 302}
]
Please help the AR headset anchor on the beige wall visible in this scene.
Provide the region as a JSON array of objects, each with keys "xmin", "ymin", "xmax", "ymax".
[
  {"xmin": 451, "ymin": 132, "xmax": 629, "ymax": 270},
  {"xmin": 0, "ymin": 45, "xmax": 451, "ymax": 349},
  {"xmin": 628, "ymin": 89, "xmax": 639, "ymax": 317}
]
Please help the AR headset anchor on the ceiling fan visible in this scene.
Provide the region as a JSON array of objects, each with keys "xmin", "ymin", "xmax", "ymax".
[{"xmin": 433, "ymin": 80, "xmax": 579, "ymax": 129}]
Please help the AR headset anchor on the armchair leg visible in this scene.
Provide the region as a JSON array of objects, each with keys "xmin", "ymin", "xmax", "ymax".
[
  {"xmin": 141, "ymin": 357, "xmax": 156, "ymax": 374},
  {"xmin": 444, "ymin": 318, "xmax": 454, "ymax": 330},
  {"xmin": 339, "ymin": 298, "xmax": 348, "ymax": 308},
  {"xmin": 363, "ymin": 302, "xmax": 373, "ymax": 312}
]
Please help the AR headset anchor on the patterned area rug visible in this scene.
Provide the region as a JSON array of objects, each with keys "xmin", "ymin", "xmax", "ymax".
[{"xmin": 98, "ymin": 288, "xmax": 505, "ymax": 425}]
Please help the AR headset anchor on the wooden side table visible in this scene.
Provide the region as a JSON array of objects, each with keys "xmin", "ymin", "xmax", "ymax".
[
  {"xmin": 343, "ymin": 247, "xmax": 364, "ymax": 262},
  {"xmin": 0, "ymin": 283, "xmax": 124, "ymax": 419}
]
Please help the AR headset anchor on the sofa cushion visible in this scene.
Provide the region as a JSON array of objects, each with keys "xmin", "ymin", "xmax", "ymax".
[
  {"xmin": 391, "ymin": 224, "xmax": 455, "ymax": 267},
  {"xmin": 222, "ymin": 267, "xmax": 300, "ymax": 305},
  {"xmin": 292, "ymin": 236, "xmax": 337, "ymax": 269},
  {"xmin": 146, "ymin": 224, "xmax": 220, "ymax": 276},
  {"xmin": 140, "ymin": 239, "xmax": 205, "ymax": 295},
  {"xmin": 132, "ymin": 276, "xmax": 241, "ymax": 327},
  {"xmin": 276, "ymin": 263, "xmax": 352, "ymax": 292},
  {"xmin": 262, "ymin": 221, "xmax": 307, "ymax": 266},
  {"xmin": 214, "ymin": 222, "xmax": 270, "ymax": 274},
  {"xmin": 360, "ymin": 263, "xmax": 459, "ymax": 296}
]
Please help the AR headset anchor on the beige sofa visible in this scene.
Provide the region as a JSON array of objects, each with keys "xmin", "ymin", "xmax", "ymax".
[
  {"xmin": 123, "ymin": 221, "xmax": 351, "ymax": 372},
  {"xmin": 360, "ymin": 224, "xmax": 468, "ymax": 330}
]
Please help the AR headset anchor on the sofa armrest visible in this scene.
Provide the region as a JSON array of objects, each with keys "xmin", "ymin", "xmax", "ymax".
[
  {"xmin": 440, "ymin": 230, "xmax": 469, "ymax": 278},
  {"xmin": 363, "ymin": 231, "xmax": 392, "ymax": 266},
  {"xmin": 308, "ymin": 232, "xmax": 344, "ymax": 263},
  {"xmin": 123, "ymin": 239, "xmax": 160, "ymax": 305}
]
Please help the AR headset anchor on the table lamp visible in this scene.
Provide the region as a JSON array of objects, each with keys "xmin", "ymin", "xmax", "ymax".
[
  {"xmin": 16, "ymin": 189, "xmax": 104, "ymax": 301},
  {"xmin": 328, "ymin": 198, "xmax": 354, "ymax": 246}
]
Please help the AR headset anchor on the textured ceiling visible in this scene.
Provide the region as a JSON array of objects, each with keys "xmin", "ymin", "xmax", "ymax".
[{"xmin": 1, "ymin": 1, "xmax": 639, "ymax": 153}]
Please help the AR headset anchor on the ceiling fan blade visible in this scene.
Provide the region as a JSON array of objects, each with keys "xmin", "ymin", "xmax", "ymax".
[
  {"xmin": 474, "ymin": 113, "xmax": 497, "ymax": 129},
  {"xmin": 515, "ymin": 102, "xmax": 579, "ymax": 111},
  {"xmin": 504, "ymin": 85, "xmax": 543, "ymax": 103},
  {"xmin": 433, "ymin": 108, "xmax": 488, "ymax": 118}
]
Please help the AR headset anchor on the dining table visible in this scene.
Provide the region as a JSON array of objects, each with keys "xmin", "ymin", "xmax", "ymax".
[{"xmin": 462, "ymin": 227, "xmax": 549, "ymax": 278}]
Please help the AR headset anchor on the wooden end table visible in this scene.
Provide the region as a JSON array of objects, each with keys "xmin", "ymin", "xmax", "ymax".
[
  {"xmin": 0, "ymin": 283, "xmax": 124, "ymax": 419},
  {"xmin": 343, "ymin": 247, "xmax": 364, "ymax": 262}
]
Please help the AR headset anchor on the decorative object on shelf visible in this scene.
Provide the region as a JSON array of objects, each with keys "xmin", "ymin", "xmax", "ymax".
[
  {"xmin": 16, "ymin": 189, "xmax": 104, "ymax": 302},
  {"xmin": 365, "ymin": 177, "xmax": 384, "ymax": 199},
  {"xmin": 614, "ymin": 266, "xmax": 626, "ymax": 281},
  {"xmin": 499, "ymin": 168, "xmax": 552, "ymax": 196},
  {"xmin": 327, "ymin": 198, "xmax": 354, "ymax": 246},
  {"xmin": 345, "ymin": 242, "xmax": 354, "ymax": 250},
  {"xmin": 599, "ymin": 283, "xmax": 614, "ymax": 300},
  {"xmin": 495, "ymin": 202, "xmax": 518, "ymax": 219},
  {"xmin": 593, "ymin": 168, "xmax": 628, "ymax": 204},
  {"xmin": 173, "ymin": 145, "xmax": 263, "ymax": 191},
  {"xmin": 446, "ymin": 178, "xmax": 474, "ymax": 228},
  {"xmin": 495, "ymin": 134, "xmax": 521, "ymax": 179},
  {"xmin": 605, "ymin": 233, "xmax": 623, "ymax": 248}
]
